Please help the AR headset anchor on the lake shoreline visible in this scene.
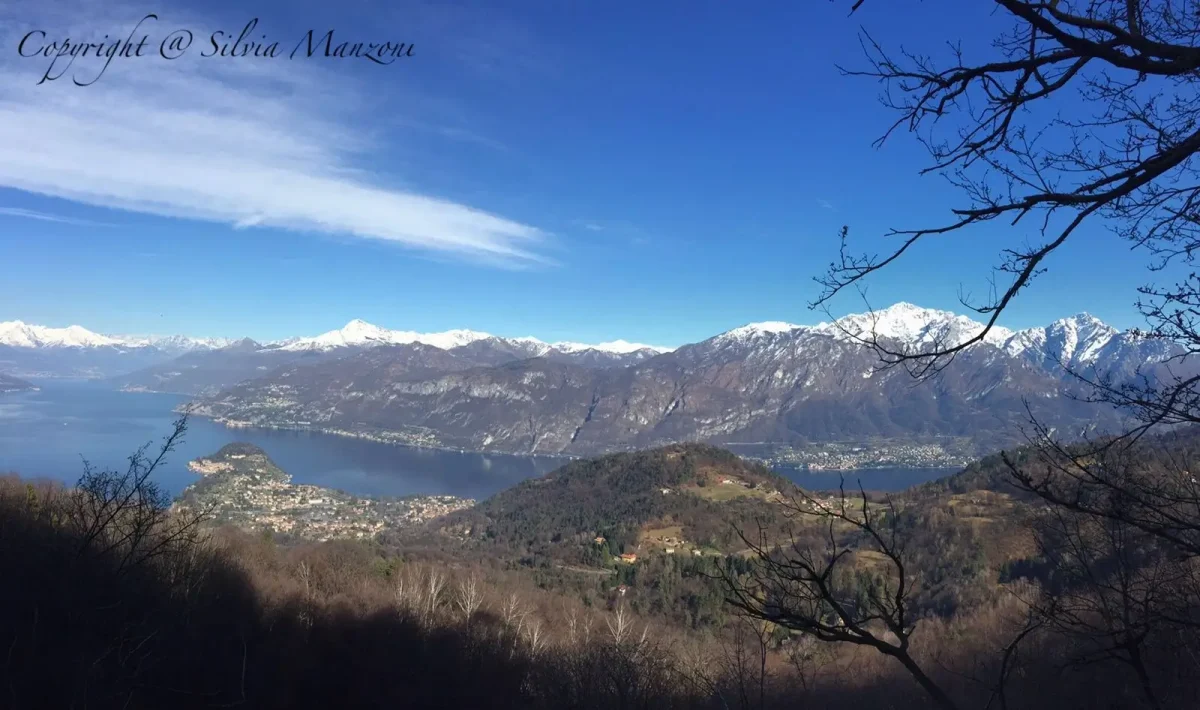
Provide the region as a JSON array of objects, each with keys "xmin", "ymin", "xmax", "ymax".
[
  {"xmin": 183, "ymin": 409, "xmax": 581, "ymax": 461},
  {"xmin": 1, "ymin": 383, "xmax": 562, "ymax": 500},
  {"xmin": 184, "ymin": 409, "xmax": 963, "ymax": 482},
  {"xmin": 1, "ymin": 382, "xmax": 964, "ymax": 499}
]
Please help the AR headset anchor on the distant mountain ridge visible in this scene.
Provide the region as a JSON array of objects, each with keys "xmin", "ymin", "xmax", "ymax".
[
  {"xmin": 5, "ymin": 305, "xmax": 1186, "ymax": 462},
  {"xmin": 188, "ymin": 303, "xmax": 1188, "ymax": 458},
  {"xmin": 275, "ymin": 318, "xmax": 672, "ymax": 357},
  {"xmin": 0, "ymin": 317, "xmax": 672, "ymax": 380},
  {"xmin": 0, "ymin": 320, "xmax": 231, "ymax": 352}
]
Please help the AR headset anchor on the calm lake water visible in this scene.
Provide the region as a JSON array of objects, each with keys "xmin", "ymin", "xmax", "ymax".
[{"xmin": 0, "ymin": 381, "xmax": 958, "ymax": 498}]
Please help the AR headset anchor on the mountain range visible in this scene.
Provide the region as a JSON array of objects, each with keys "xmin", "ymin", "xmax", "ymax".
[
  {"xmin": 0, "ymin": 318, "xmax": 669, "ymax": 383},
  {"xmin": 0, "ymin": 320, "xmax": 235, "ymax": 379},
  {"xmin": 2, "ymin": 304, "xmax": 1186, "ymax": 458},
  {"xmin": 183, "ymin": 304, "xmax": 1186, "ymax": 457}
]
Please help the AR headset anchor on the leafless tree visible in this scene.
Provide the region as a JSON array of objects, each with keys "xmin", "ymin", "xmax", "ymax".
[
  {"xmin": 1029, "ymin": 499, "xmax": 1179, "ymax": 709},
  {"xmin": 723, "ymin": 483, "xmax": 959, "ymax": 710},
  {"xmin": 721, "ymin": 617, "xmax": 773, "ymax": 710},
  {"xmin": 500, "ymin": 592, "xmax": 530, "ymax": 657},
  {"xmin": 455, "ymin": 574, "xmax": 484, "ymax": 625},
  {"xmin": 607, "ymin": 603, "xmax": 635, "ymax": 646},
  {"xmin": 582, "ymin": 608, "xmax": 595, "ymax": 646},
  {"xmin": 815, "ymin": 1, "xmax": 1200, "ymax": 382},
  {"xmin": 393, "ymin": 567, "xmax": 414, "ymax": 613},
  {"xmin": 785, "ymin": 630, "xmax": 829, "ymax": 693},
  {"xmin": 785, "ymin": 2, "xmax": 1200, "ymax": 704},
  {"xmin": 501, "ymin": 592, "xmax": 528, "ymax": 631},
  {"xmin": 297, "ymin": 560, "xmax": 312, "ymax": 598},
  {"xmin": 68, "ymin": 414, "xmax": 209, "ymax": 574},
  {"xmin": 1004, "ymin": 419, "xmax": 1200, "ymax": 559},
  {"xmin": 564, "ymin": 603, "xmax": 580, "ymax": 646},
  {"xmin": 525, "ymin": 617, "xmax": 547, "ymax": 657},
  {"xmin": 423, "ymin": 568, "xmax": 445, "ymax": 627}
]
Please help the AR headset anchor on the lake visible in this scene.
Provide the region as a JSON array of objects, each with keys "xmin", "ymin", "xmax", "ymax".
[{"xmin": 0, "ymin": 381, "xmax": 959, "ymax": 498}]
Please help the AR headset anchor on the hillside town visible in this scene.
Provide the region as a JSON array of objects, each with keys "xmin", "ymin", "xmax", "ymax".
[
  {"xmin": 175, "ymin": 443, "xmax": 474, "ymax": 541},
  {"xmin": 758, "ymin": 438, "xmax": 974, "ymax": 470}
]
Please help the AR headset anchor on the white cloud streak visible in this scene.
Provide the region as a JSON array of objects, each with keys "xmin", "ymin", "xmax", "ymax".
[
  {"xmin": 0, "ymin": 4, "xmax": 549, "ymax": 267},
  {"xmin": 0, "ymin": 207, "xmax": 113, "ymax": 226}
]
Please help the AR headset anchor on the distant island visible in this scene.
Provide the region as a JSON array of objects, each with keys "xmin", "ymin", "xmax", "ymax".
[
  {"xmin": 0, "ymin": 373, "xmax": 36, "ymax": 394},
  {"xmin": 174, "ymin": 442, "xmax": 474, "ymax": 541}
]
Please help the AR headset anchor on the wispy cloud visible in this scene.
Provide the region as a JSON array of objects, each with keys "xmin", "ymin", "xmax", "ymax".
[
  {"xmin": 0, "ymin": 207, "xmax": 113, "ymax": 226},
  {"xmin": 573, "ymin": 219, "xmax": 656, "ymax": 247},
  {"xmin": 0, "ymin": 4, "xmax": 550, "ymax": 268},
  {"xmin": 817, "ymin": 198, "xmax": 836, "ymax": 211}
]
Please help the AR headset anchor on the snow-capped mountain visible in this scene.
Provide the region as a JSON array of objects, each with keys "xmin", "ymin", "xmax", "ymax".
[
  {"xmin": 198, "ymin": 302, "xmax": 1175, "ymax": 457},
  {"xmin": 277, "ymin": 320, "xmax": 495, "ymax": 352},
  {"xmin": 714, "ymin": 321, "xmax": 809, "ymax": 343},
  {"xmin": 1002, "ymin": 314, "xmax": 1120, "ymax": 367},
  {"xmin": 3, "ymin": 304, "xmax": 1183, "ymax": 390},
  {"xmin": 277, "ymin": 319, "xmax": 673, "ymax": 358},
  {"xmin": 0, "ymin": 320, "xmax": 232, "ymax": 353},
  {"xmin": 815, "ymin": 302, "xmax": 1014, "ymax": 349},
  {"xmin": 706, "ymin": 303, "xmax": 1014, "ymax": 354},
  {"xmin": 0, "ymin": 321, "xmax": 126, "ymax": 349},
  {"xmin": 701, "ymin": 303, "xmax": 1176, "ymax": 380},
  {"xmin": 552, "ymin": 339, "xmax": 673, "ymax": 355},
  {"xmin": 119, "ymin": 334, "xmax": 237, "ymax": 353},
  {"xmin": 0, "ymin": 321, "xmax": 236, "ymax": 378}
]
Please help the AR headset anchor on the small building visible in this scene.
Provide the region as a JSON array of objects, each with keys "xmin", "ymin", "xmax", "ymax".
[
  {"xmin": 618, "ymin": 553, "xmax": 638, "ymax": 564},
  {"xmin": 721, "ymin": 478, "xmax": 734, "ymax": 485},
  {"xmin": 693, "ymin": 550, "xmax": 703, "ymax": 556},
  {"xmin": 594, "ymin": 536, "xmax": 606, "ymax": 545},
  {"xmin": 660, "ymin": 488, "xmax": 671, "ymax": 495},
  {"xmin": 665, "ymin": 548, "xmax": 675, "ymax": 555},
  {"xmin": 616, "ymin": 585, "xmax": 628, "ymax": 597}
]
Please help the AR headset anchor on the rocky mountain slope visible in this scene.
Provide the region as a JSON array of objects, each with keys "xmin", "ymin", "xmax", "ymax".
[
  {"xmin": 113, "ymin": 339, "xmax": 340, "ymax": 396},
  {"xmin": 116, "ymin": 324, "xmax": 667, "ymax": 395},
  {"xmin": 191, "ymin": 303, "xmax": 1182, "ymax": 457}
]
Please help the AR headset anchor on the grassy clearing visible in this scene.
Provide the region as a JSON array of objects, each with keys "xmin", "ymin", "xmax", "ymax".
[{"xmin": 683, "ymin": 480, "xmax": 777, "ymax": 502}]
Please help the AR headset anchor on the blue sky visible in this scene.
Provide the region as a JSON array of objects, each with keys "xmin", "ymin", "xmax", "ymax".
[{"xmin": 0, "ymin": 0, "xmax": 1162, "ymax": 347}]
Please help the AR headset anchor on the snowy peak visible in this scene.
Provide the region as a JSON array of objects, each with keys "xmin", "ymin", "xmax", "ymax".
[
  {"xmin": 422, "ymin": 329, "xmax": 499, "ymax": 350},
  {"xmin": 818, "ymin": 302, "xmax": 1013, "ymax": 349},
  {"xmin": 278, "ymin": 320, "xmax": 673, "ymax": 355},
  {"xmin": 1003, "ymin": 313, "xmax": 1121, "ymax": 367},
  {"xmin": 0, "ymin": 320, "xmax": 124, "ymax": 348},
  {"xmin": 712, "ymin": 321, "xmax": 808, "ymax": 346},
  {"xmin": 706, "ymin": 303, "xmax": 1013, "ymax": 351},
  {"xmin": 1047, "ymin": 313, "xmax": 1120, "ymax": 365},
  {"xmin": 279, "ymin": 320, "xmax": 495, "ymax": 352},
  {"xmin": 0, "ymin": 320, "xmax": 234, "ymax": 352},
  {"xmin": 551, "ymin": 339, "xmax": 673, "ymax": 355},
  {"xmin": 0, "ymin": 306, "xmax": 1162, "ymax": 375},
  {"xmin": 117, "ymin": 334, "xmax": 236, "ymax": 352}
]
